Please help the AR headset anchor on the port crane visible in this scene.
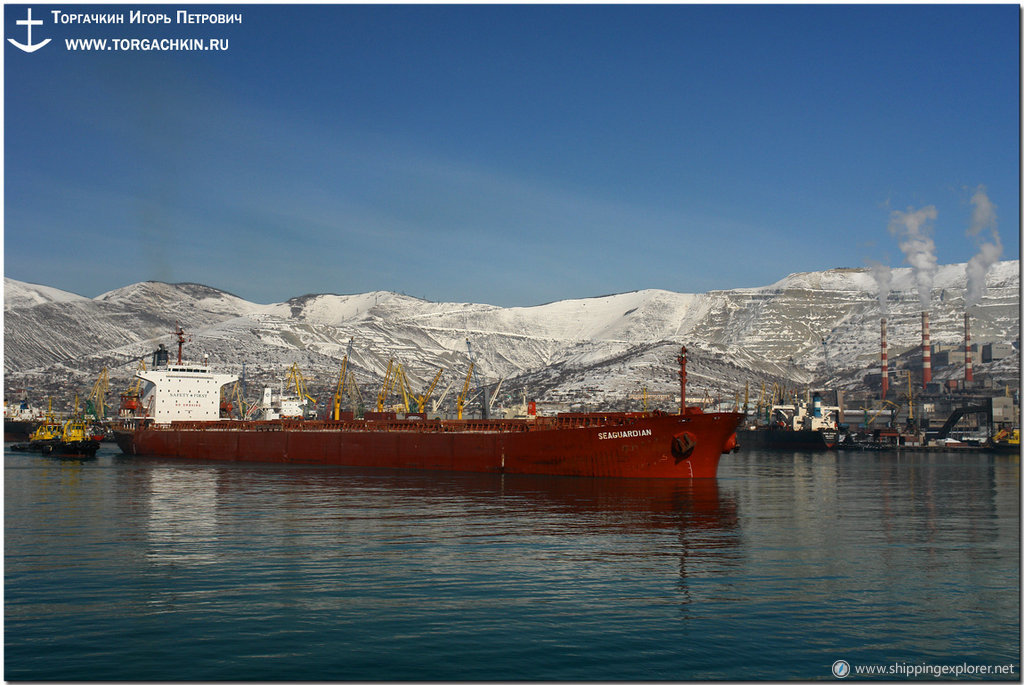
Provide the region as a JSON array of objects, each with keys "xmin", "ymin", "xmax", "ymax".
[
  {"xmin": 866, "ymin": 400, "xmax": 901, "ymax": 427},
  {"xmin": 376, "ymin": 360, "xmax": 398, "ymax": 412},
  {"xmin": 431, "ymin": 378, "xmax": 457, "ymax": 415},
  {"xmin": 119, "ymin": 359, "xmax": 147, "ymax": 417},
  {"xmin": 820, "ymin": 334, "xmax": 831, "ymax": 377},
  {"xmin": 904, "ymin": 370, "xmax": 915, "ymax": 426},
  {"xmin": 463, "ymin": 339, "xmax": 488, "ymax": 419},
  {"xmin": 284, "ymin": 362, "xmax": 315, "ymax": 405},
  {"xmin": 332, "ymin": 338, "xmax": 358, "ymax": 420},
  {"xmin": 487, "ymin": 377, "xmax": 505, "ymax": 414},
  {"xmin": 225, "ymin": 382, "xmax": 247, "ymax": 419},
  {"xmin": 393, "ymin": 365, "xmax": 413, "ymax": 412},
  {"xmin": 456, "ymin": 344, "xmax": 475, "ymax": 420},
  {"xmin": 85, "ymin": 367, "xmax": 110, "ymax": 420},
  {"xmin": 408, "ymin": 368, "xmax": 443, "ymax": 414},
  {"xmin": 285, "ymin": 363, "xmax": 318, "ymax": 408}
]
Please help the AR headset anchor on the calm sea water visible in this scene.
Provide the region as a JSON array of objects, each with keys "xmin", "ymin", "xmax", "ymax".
[{"xmin": 5, "ymin": 446, "xmax": 1019, "ymax": 681}]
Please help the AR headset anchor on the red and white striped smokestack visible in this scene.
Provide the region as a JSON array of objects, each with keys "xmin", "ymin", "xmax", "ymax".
[
  {"xmin": 921, "ymin": 311, "xmax": 932, "ymax": 388},
  {"xmin": 880, "ymin": 318, "xmax": 889, "ymax": 399},
  {"xmin": 964, "ymin": 312, "xmax": 974, "ymax": 384}
]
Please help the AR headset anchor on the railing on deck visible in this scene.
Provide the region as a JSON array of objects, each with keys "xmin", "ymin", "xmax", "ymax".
[{"xmin": 154, "ymin": 412, "xmax": 663, "ymax": 434}]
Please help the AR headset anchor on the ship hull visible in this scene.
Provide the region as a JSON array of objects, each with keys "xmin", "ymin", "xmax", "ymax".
[
  {"xmin": 5, "ymin": 419, "xmax": 39, "ymax": 442},
  {"xmin": 11, "ymin": 438, "xmax": 100, "ymax": 457},
  {"xmin": 114, "ymin": 411, "xmax": 743, "ymax": 479},
  {"xmin": 737, "ymin": 427, "xmax": 838, "ymax": 450}
]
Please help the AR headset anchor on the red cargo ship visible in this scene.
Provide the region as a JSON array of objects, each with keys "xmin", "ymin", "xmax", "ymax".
[{"xmin": 114, "ymin": 330, "xmax": 742, "ymax": 479}]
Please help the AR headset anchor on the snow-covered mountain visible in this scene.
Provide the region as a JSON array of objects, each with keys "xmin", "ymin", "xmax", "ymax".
[{"xmin": 3, "ymin": 261, "xmax": 1019, "ymax": 414}]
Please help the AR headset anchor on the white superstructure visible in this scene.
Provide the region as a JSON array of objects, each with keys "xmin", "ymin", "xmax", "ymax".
[
  {"xmin": 769, "ymin": 393, "xmax": 840, "ymax": 431},
  {"xmin": 135, "ymin": 337, "xmax": 237, "ymax": 424}
]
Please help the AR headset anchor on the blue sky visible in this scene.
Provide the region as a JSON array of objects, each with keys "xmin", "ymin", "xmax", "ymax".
[{"xmin": 4, "ymin": 4, "xmax": 1019, "ymax": 306}]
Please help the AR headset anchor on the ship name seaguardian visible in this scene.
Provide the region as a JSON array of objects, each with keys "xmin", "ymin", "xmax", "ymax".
[{"xmin": 597, "ymin": 429, "xmax": 653, "ymax": 440}]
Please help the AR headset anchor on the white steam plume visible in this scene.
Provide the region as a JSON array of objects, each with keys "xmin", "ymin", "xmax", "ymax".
[
  {"xmin": 965, "ymin": 186, "xmax": 1002, "ymax": 307},
  {"xmin": 867, "ymin": 260, "xmax": 892, "ymax": 318},
  {"xmin": 888, "ymin": 206, "xmax": 938, "ymax": 310}
]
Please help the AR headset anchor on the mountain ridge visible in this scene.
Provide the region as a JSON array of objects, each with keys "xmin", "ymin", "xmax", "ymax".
[{"xmin": 4, "ymin": 261, "xmax": 1019, "ymax": 413}]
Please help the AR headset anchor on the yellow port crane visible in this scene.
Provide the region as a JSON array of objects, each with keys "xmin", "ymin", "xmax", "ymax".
[
  {"xmin": 225, "ymin": 382, "xmax": 247, "ymax": 419},
  {"xmin": 376, "ymin": 360, "xmax": 397, "ymax": 412},
  {"xmin": 456, "ymin": 360, "xmax": 474, "ymax": 420},
  {"xmin": 393, "ymin": 364, "xmax": 413, "ymax": 413},
  {"xmin": 85, "ymin": 367, "xmax": 110, "ymax": 420},
  {"xmin": 403, "ymin": 367, "xmax": 443, "ymax": 414},
  {"xmin": 285, "ymin": 363, "xmax": 317, "ymax": 407},
  {"xmin": 118, "ymin": 359, "xmax": 147, "ymax": 418},
  {"xmin": 755, "ymin": 381, "xmax": 766, "ymax": 418},
  {"xmin": 333, "ymin": 338, "xmax": 356, "ymax": 420},
  {"xmin": 385, "ymin": 363, "xmax": 443, "ymax": 414},
  {"xmin": 867, "ymin": 399, "xmax": 901, "ymax": 427},
  {"xmin": 125, "ymin": 358, "xmax": 146, "ymax": 395}
]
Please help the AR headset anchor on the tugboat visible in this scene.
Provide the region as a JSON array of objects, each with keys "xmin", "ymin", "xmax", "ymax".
[
  {"xmin": 47, "ymin": 410, "xmax": 101, "ymax": 458},
  {"xmin": 10, "ymin": 398, "xmax": 62, "ymax": 451},
  {"xmin": 989, "ymin": 428, "xmax": 1020, "ymax": 454},
  {"xmin": 10, "ymin": 397, "xmax": 100, "ymax": 458}
]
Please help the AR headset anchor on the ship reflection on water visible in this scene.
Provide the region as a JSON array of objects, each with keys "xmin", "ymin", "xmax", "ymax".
[
  {"xmin": 6, "ymin": 446, "xmax": 1017, "ymax": 681},
  {"xmin": 134, "ymin": 461, "xmax": 743, "ymax": 598}
]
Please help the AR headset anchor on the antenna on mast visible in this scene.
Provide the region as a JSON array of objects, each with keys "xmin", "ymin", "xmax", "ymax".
[{"xmin": 174, "ymin": 324, "xmax": 187, "ymax": 364}]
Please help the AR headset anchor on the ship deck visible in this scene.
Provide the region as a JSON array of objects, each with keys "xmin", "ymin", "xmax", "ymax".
[{"xmin": 134, "ymin": 411, "xmax": 694, "ymax": 435}]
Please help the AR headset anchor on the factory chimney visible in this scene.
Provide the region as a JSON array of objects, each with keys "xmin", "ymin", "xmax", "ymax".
[
  {"xmin": 921, "ymin": 312, "xmax": 932, "ymax": 389},
  {"xmin": 964, "ymin": 312, "xmax": 974, "ymax": 384},
  {"xmin": 880, "ymin": 318, "xmax": 889, "ymax": 399}
]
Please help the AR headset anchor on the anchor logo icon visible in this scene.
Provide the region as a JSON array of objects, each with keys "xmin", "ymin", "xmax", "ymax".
[{"xmin": 8, "ymin": 8, "xmax": 52, "ymax": 53}]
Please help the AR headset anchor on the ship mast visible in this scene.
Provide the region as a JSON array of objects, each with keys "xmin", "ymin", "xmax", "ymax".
[
  {"xmin": 677, "ymin": 346, "xmax": 687, "ymax": 414},
  {"xmin": 175, "ymin": 324, "xmax": 186, "ymax": 364}
]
